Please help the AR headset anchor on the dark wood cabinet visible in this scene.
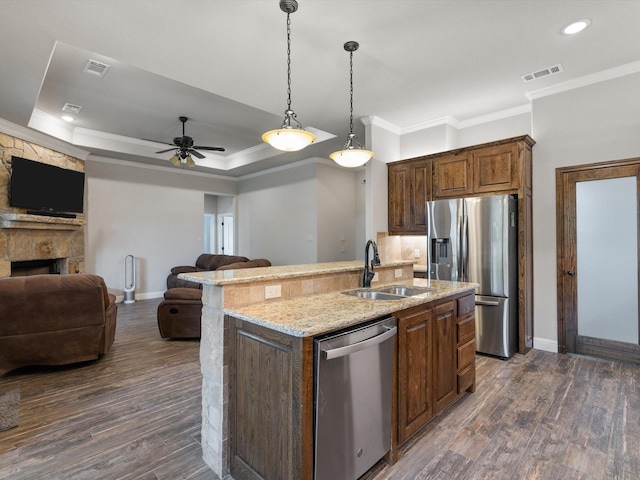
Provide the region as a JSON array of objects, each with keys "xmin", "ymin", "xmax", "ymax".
[
  {"xmin": 388, "ymin": 158, "xmax": 431, "ymax": 235},
  {"xmin": 432, "ymin": 153, "xmax": 472, "ymax": 198},
  {"xmin": 395, "ymin": 292, "xmax": 475, "ymax": 446},
  {"xmin": 432, "ymin": 300, "xmax": 457, "ymax": 413},
  {"xmin": 397, "ymin": 306, "xmax": 433, "ymax": 444},
  {"xmin": 472, "ymin": 143, "xmax": 519, "ymax": 193},
  {"xmin": 387, "ymin": 135, "xmax": 535, "ymax": 354},
  {"xmin": 229, "ymin": 316, "xmax": 314, "ymax": 480}
]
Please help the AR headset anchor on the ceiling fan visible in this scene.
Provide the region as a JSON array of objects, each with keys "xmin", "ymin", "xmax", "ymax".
[{"xmin": 155, "ymin": 116, "xmax": 225, "ymax": 167}]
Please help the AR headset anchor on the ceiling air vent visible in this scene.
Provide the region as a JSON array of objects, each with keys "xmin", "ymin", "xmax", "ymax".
[
  {"xmin": 83, "ymin": 59, "xmax": 110, "ymax": 77},
  {"xmin": 521, "ymin": 64, "xmax": 563, "ymax": 83},
  {"xmin": 62, "ymin": 103, "xmax": 82, "ymax": 114}
]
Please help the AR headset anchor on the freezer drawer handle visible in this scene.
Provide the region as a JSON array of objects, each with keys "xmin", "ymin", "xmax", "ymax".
[
  {"xmin": 322, "ymin": 327, "xmax": 397, "ymax": 360},
  {"xmin": 476, "ymin": 300, "xmax": 500, "ymax": 306}
]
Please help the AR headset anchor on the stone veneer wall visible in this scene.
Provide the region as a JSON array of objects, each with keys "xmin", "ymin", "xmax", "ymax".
[{"xmin": 0, "ymin": 132, "xmax": 85, "ymax": 277}]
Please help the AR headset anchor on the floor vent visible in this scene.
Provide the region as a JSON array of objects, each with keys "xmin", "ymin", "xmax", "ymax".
[
  {"xmin": 84, "ymin": 59, "xmax": 110, "ymax": 77},
  {"xmin": 521, "ymin": 64, "xmax": 563, "ymax": 82}
]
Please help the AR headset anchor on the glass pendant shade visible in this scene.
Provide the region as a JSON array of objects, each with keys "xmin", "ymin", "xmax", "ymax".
[
  {"xmin": 330, "ymin": 147, "xmax": 374, "ymax": 168},
  {"xmin": 262, "ymin": 127, "xmax": 316, "ymax": 152},
  {"xmin": 170, "ymin": 153, "xmax": 181, "ymax": 167},
  {"xmin": 330, "ymin": 41, "xmax": 373, "ymax": 168}
]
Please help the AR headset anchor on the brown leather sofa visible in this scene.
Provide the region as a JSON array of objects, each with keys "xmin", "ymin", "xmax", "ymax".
[
  {"xmin": 167, "ymin": 254, "xmax": 271, "ymax": 289},
  {"xmin": 0, "ymin": 274, "xmax": 117, "ymax": 375}
]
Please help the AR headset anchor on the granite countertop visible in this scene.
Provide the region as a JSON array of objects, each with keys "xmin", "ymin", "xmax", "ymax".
[
  {"xmin": 226, "ymin": 278, "xmax": 476, "ymax": 337},
  {"xmin": 179, "ymin": 260, "xmax": 416, "ymax": 286}
]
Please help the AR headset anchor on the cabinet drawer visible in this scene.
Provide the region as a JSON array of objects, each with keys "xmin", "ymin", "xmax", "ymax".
[
  {"xmin": 457, "ymin": 363, "xmax": 475, "ymax": 393},
  {"xmin": 457, "ymin": 339, "xmax": 475, "ymax": 371},
  {"xmin": 457, "ymin": 294, "xmax": 475, "ymax": 317},
  {"xmin": 457, "ymin": 315, "xmax": 475, "ymax": 345}
]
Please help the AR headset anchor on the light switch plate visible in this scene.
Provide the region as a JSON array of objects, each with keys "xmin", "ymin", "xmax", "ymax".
[
  {"xmin": 394, "ymin": 268, "xmax": 403, "ymax": 278},
  {"xmin": 414, "ymin": 249, "xmax": 420, "ymax": 258}
]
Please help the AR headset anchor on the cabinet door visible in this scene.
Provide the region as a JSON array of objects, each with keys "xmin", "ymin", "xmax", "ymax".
[
  {"xmin": 397, "ymin": 308, "xmax": 432, "ymax": 444},
  {"xmin": 388, "ymin": 159, "xmax": 431, "ymax": 235},
  {"xmin": 409, "ymin": 160, "xmax": 431, "ymax": 232},
  {"xmin": 432, "ymin": 153, "xmax": 472, "ymax": 198},
  {"xmin": 472, "ymin": 143, "xmax": 519, "ymax": 193},
  {"xmin": 388, "ymin": 163, "xmax": 410, "ymax": 233},
  {"xmin": 433, "ymin": 301, "xmax": 457, "ymax": 413}
]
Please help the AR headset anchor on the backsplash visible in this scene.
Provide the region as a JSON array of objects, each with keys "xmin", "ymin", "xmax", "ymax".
[{"xmin": 376, "ymin": 233, "xmax": 427, "ymax": 267}]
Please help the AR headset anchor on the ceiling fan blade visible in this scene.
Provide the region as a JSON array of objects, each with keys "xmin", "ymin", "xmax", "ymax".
[
  {"xmin": 156, "ymin": 148, "xmax": 177, "ymax": 154},
  {"xmin": 143, "ymin": 138, "xmax": 175, "ymax": 146},
  {"xmin": 193, "ymin": 146, "xmax": 226, "ymax": 152},
  {"xmin": 190, "ymin": 149, "xmax": 205, "ymax": 159}
]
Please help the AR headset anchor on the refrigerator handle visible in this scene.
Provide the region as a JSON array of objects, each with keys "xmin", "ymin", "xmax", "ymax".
[{"xmin": 460, "ymin": 201, "xmax": 468, "ymax": 282}]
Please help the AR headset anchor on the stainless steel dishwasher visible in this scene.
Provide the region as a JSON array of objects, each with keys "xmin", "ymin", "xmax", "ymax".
[{"xmin": 314, "ymin": 316, "xmax": 396, "ymax": 480}]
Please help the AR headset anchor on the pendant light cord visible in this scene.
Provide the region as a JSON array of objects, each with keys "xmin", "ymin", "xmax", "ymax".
[
  {"xmin": 286, "ymin": 12, "xmax": 292, "ymax": 111},
  {"xmin": 349, "ymin": 48, "xmax": 354, "ymax": 135}
]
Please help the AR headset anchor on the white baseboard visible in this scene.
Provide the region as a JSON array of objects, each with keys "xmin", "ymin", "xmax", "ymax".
[
  {"xmin": 114, "ymin": 291, "xmax": 164, "ymax": 304},
  {"xmin": 533, "ymin": 337, "xmax": 558, "ymax": 353}
]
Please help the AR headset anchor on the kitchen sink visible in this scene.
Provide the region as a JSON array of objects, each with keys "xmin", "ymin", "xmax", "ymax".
[
  {"xmin": 343, "ymin": 285, "xmax": 435, "ymax": 300},
  {"xmin": 376, "ymin": 285, "xmax": 435, "ymax": 297},
  {"xmin": 343, "ymin": 290, "xmax": 406, "ymax": 300}
]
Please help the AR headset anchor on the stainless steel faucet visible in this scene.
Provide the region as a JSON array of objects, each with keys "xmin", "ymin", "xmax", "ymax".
[{"xmin": 363, "ymin": 239, "xmax": 381, "ymax": 287}]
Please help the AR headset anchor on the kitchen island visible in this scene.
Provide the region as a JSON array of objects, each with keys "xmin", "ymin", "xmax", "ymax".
[{"xmin": 181, "ymin": 260, "xmax": 476, "ymax": 480}]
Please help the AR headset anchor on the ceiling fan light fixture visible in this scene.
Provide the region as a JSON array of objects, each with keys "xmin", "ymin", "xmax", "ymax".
[
  {"xmin": 185, "ymin": 155, "xmax": 196, "ymax": 167},
  {"xmin": 262, "ymin": 0, "xmax": 316, "ymax": 152},
  {"xmin": 331, "ymin": 41, "xmax": 373, "ymax": 168},
  {"xmin": 170, "ymin": 153, "xmax": 181, "ymax": 167}
]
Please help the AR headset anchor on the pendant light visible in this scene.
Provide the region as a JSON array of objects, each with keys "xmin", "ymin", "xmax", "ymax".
[
  {"xmin": 262, "ymin": 0, "xmax": 316, "ymax": 152},
  {"xmin": 330, "ymin": 41, "xmax": 374, "ymax": 168}
]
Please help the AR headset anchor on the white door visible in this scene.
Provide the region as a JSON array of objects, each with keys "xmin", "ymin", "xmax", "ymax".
[{"xmin": 217, "ymin": 215, "xmax": 234, "ymax": 255}]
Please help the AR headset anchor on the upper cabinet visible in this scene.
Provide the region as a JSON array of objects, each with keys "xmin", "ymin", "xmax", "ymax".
[
  {"xmin": 388, "ymin": 157, "xmax": 431, "ymax": 235},
  {"xmin": 388, "ymin": 135, "xmax": 534, "ymax": 234},
  {"xmin": 432, "ymin": 152, "xmax": 473, "ymax": 198},
  {"xmin": 472, "ymin": 142, "xmax": 520, "ymax": 193}
]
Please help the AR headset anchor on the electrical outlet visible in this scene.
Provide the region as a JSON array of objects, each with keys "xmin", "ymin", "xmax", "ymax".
[
  {"xmin": 394, "ymin": 268, "xmax": 403, "ymax": 278},
  {"xmin": 372, "ymin": 272, "xmax": 379, "ymax": 282},
  {"xmin": 264, "ymin": 285, "xmax": 281, "ymax": 299},
  {"xmin": 414, "ymin": 249, "xmax": 420, "ymax": 258}
]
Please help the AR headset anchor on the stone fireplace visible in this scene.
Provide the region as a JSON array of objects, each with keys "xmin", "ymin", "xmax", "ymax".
[{"xmin": 0, "ymin": 132, "xmax": 85, "ymax": 278}]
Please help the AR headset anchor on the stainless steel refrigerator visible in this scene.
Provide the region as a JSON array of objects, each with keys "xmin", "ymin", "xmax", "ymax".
[{"xmin": 427, "ymin": 194, "xmax": 518, "ymax": 358}]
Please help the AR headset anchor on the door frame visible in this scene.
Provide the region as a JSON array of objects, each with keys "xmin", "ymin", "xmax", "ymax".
[{"xmin": 556, "ymin": 157, "xmax": 640, "ymax": 363}]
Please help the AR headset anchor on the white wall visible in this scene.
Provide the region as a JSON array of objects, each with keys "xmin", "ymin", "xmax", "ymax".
[
  {"xmin": 237, "ymin": 161, "xmax": 318, "ymax": 265},
  {"xmin": 236, "ymin": 159, "xmax": 361, "ymax": 266},
  {"xmin": 85, "ymin": 159, "xmax": 236, "ymax": 297},
  {"xmin": 531, "ymin": 72, "xmax": 640, "ymax": 346},
  {"xmin": 316, "ymin": 163, "xmax": 358, "ymax": 262}
]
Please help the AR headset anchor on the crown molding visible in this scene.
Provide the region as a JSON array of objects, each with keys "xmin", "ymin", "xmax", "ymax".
[{"xmin": 458, "ymin": 104, "xmax": 531, "ymax": 128}]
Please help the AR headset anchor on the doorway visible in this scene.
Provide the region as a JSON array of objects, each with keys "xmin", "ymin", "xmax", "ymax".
[{"xmin": 556, "ymin": 158, "xmax": 640, "ymax": 364}]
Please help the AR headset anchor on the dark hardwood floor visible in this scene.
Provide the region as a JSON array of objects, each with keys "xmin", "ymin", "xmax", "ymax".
[
  {"xmin": 1, "ymin": 298, "xmax": 639, "ymax": 479},
  {"xmin": 0, "ymin": 298, "xmax": 219, "ymax": 480}
]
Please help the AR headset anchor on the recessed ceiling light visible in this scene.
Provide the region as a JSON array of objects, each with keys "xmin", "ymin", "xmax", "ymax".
[
  {"xmin": 61, "ymin": 115, "xmax": 75, "ymax": 122},
  {"xmin": 562, "ymin": 19, "xmax": 591, "ymax": 35}
]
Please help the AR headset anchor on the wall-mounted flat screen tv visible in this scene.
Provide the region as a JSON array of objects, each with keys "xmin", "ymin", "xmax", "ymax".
[{"xmin": 9, "ymin": 156, "xmax": 85, "ymax": 216}]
